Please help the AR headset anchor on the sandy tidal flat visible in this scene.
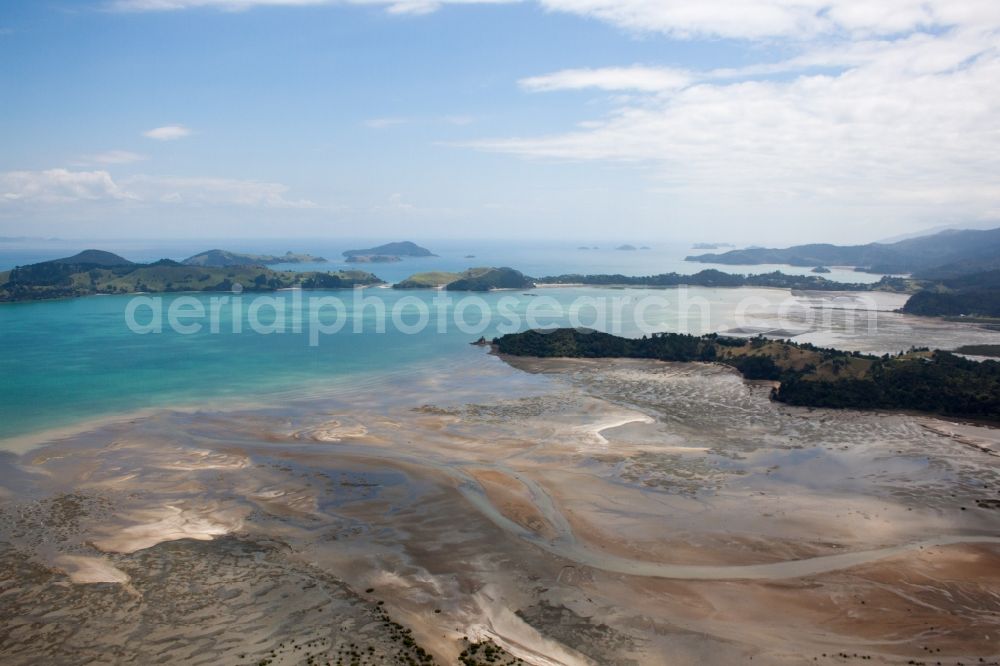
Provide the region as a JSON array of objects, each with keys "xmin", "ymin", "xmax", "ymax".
[{"xmin": 1, "ymin": 354, "xmax": 999, "ymax": 665}]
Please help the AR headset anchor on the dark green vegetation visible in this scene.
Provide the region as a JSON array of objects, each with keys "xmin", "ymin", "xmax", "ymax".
[
  {"xmin": 496, "ymin": 328, "xmax": 1000, "ymax": 422},
  {"xmin": 445, "ymin": 267, "xmax": 534, "ymax": 291},
  {"xmin": 536, "ymin": 269, "xmax": 909, "ymax": 292},
  {"xmin": 902, "ymin": 270, "xmax": 1000, "ymax": 318},
  {"xmin": 48, "ymin": 249, "xmax": 133, "ymax": 266},
  {"xmin": 182, "ymin": 249, "xmax": 326, "ymax": 267},
  {"xmin": 686, "ymin": 227, "xmax": 1000, "ymax": 277},
  {"xmin": 458, "ymin": 639, "xmax": 525, "ymax": 665},
  {"xmin": 955, "ymin": 344, "xmax": 1000, "ymax": 358},
  {"xmin": 395, "ymin": 267, "xmax": 534, "ymax": 291},
  {"xmin": 0, "ymin": 253, "xmax": 382, "ymax": 302},
  {"xmin": 343, "ymin": 241, "xmax": 436, "ymax": 260}
]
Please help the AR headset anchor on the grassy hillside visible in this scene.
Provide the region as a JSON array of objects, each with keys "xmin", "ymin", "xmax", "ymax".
[{"xmin": 394, "ymin": 271, "xmax": 464, "ymax": 289}]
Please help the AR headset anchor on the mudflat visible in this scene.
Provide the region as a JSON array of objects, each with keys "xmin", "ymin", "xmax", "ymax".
[{"xmin": 1, "ymin": 354, "xmax": 998, "ymax": 665}]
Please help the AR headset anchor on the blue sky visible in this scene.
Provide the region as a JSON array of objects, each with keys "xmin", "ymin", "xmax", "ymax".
[{"xmin": 1, "ymin": 1, "xmax": 998, "ymax": 243}]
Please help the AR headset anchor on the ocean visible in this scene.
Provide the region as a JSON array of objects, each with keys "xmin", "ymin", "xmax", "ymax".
[{"xmin": 0, "ymin": 239, "xmax": 982, "ymax": 445}]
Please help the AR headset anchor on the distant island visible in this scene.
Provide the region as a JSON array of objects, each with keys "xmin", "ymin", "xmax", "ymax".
[
  {"xmin": 496, "ymin": 328, "xmax": 1000, "ymax": 422},
  {"xmin": 345, "ymin": 255, "xmax": 402, "ymax": 264},
  {"xmin": 394, "ymin": 267, "xmax": 913, "ymax": 293},
  {"xmin": 0, "ymin": 250, "xmax": 382, "ymax": 302},
  {"xmin": 182, "ymin": 249, "xmax": 327, "ymax": 267},
  {"xmin": 692, "ymin": 242, "xmax": 736, "ymax": 250},
  {"xmin": 10, "ymin": 248, "xmax": 998, "ymax": 313},
  {"xmin": 616, "ymin": 244, "xmax": 638, "ymax": 251},
  {"xmin": 395, "ymin": 267, "xmax": 533, "ymax": 291},
  {"xmin": 342, "ymin": 241, "xmax": 436, "ymax": 264},
  {"xmin": 535, "ymin": 269, "xmax": 910, "ymax": 292},
  {"xmin": 686, "ymin": 227, "xmax": 1000, "ymax": 276},
  {"xmin": 811, "ymin": 266, "xmax": 832, "ymax": 274}
]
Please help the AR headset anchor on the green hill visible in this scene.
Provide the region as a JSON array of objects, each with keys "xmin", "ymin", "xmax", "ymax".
[
  {"xmin": 394, "ymin": 271, "xmax": 465, "ymax": 289},
  {"xmin": 902, "ymin": 270, "xmax": 1000, "ymax": 317},
  {"xmin": 182, "ymin": 249, "xmax": 326, "ymax": 267},
  {"xmin": 394, "ymin": 267, "xmax": 534, "ymax": 291},
  {"xmin": 342, "ymin": 241, "xmax": 435, "ymax": 259},
  {"xmin": 0, "ymin": 253, "xmax": 382, "ymax": 302},
  {"xmin": 686, "ymin": 227, "xmax": 1000, "ymax": 276},
  {"xmin": 47, "ymin": 249, "xmax": 133, "ymax": 266},
  {"xmin": 445, "ymin": 267, "xmax": 534, "ymax": 291}
]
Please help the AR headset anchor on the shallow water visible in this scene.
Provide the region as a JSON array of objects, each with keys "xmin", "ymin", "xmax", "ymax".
[{"xmin": 3, "ymin": 285, "xmax": 998, "ymax": 444}]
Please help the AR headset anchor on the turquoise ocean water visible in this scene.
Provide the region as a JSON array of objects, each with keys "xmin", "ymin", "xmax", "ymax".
[{"xmin": 0, "ymin": 240, "xmax": 891, "ymax": 444}]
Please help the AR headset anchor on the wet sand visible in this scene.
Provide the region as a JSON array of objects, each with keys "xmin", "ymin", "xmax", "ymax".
[{"xmin": 1, "ymin": 353, "xmax": 1000, "ymax": 665}]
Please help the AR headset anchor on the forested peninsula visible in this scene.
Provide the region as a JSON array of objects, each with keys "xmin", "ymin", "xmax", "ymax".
[{"xmin": 496, "ymin": 328, "xmax": 1000, "ymax": 422}]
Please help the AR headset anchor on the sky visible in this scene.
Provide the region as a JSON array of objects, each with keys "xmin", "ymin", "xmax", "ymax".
[{"xmin": 1, "ymin": 0, "xmax": 999, "ymax": 244}]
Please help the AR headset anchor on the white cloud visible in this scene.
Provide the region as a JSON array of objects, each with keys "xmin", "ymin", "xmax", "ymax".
[
  {"xmin": 85, "ymin": 0, "xmax": 1000, "ymax": 235},
  {"xmin": 470, "ymin": 26, "xmax": 1000, "ymax": 228},
  {"xmin": 143, "ymin": 125, "xmax": 192, "ymax": 141},
  {"xmin": 75, "ymin": 150, "xmax": 148, "ymax": 166},
  {"xmin": 536, "ymin": 0, "xmax": 1000, "ymax": 39},
  {"xmin": 521, "ymin": 66, "xmax": 691, "ymax": 92},
  {"xmin": 107, "ymin": 0, "xmax": 1000, "ymax": 39},
  {"xmin": 0, "ymin": 169, "xmax": 315, "ymax": 209},
  {"xmin": 0, "ymin": 169, "xmax": 135, "ymax": 204},
  {"xmin": 109, "ymin": 0, "xmax": 517, "ymax": 15}
]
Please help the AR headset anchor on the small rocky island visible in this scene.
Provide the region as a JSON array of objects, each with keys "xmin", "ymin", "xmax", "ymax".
[{"xmin": 342, "ymin": 241, "xmax": 436, "ymax": 264}]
